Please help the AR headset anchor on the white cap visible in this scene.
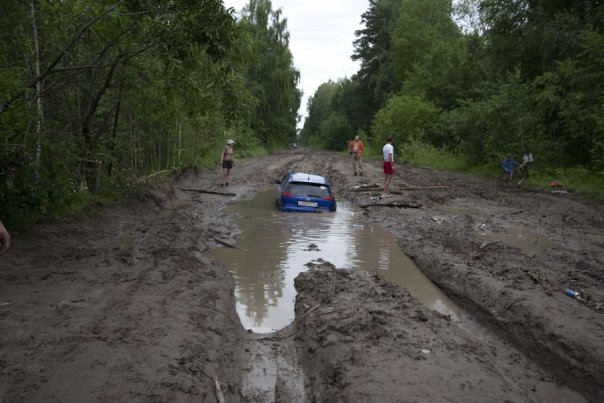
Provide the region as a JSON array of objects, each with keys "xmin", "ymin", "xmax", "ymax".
[{"xmin": 226, "ymin": 139, "xmax": 234, "ymax": 145}]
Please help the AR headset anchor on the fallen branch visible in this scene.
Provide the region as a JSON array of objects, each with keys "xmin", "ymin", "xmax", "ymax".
[
  {"xmin": 350, "ymin": 186, "xmax": 449, "ymax": 193},
  {"xmin": 136, "ymin": 169, "xmax": 173, "ymax": 184},
  {"xmin": 181, "ymin": 188, "xmax": 236, "ymax": 196},
  {"xmin": 359, "ymin": 201, "xmax": 423, "ymax": 209},
  {"xmin": 214, "ymin": 376, "xmax": 225, "ymax": 403},
  {"xmin": 214, "ymin": 238, "xmax": 240, "ymax": 249},
  {"xmin": 401, "ymin": 185, "xmax": 450, "ymax": 191},
  {"xmin": 300, "ymin": 303, "xmax": 321, "ymax": 320}
]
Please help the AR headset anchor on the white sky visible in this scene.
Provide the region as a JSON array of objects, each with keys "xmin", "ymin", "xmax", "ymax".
[{"xmin": 223, "ymin": 0, "xmax": 369, "ymax": 127}]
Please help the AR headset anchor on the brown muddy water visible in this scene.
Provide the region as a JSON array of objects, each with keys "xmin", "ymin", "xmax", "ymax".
[{"xmin": 208, "ymin": 191, "xmax": 461, "ymax": 333}]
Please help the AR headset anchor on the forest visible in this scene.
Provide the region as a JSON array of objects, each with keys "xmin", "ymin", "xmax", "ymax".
[
  {"xmin": 300, "ymin": 0, "xmax": 604, "ymax": 192},
  {"xmin": 2, "ymin": 0, "xmax": 603, "ymax": 229},
  {"xmin": 0, "ymin": 0, "xmax": 301, "ymax": 228}
]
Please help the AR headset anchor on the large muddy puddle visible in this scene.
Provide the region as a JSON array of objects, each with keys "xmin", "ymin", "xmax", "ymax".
[{"xmin": 208, "ymin": 191, "xmax": 460, "ymax": 333}]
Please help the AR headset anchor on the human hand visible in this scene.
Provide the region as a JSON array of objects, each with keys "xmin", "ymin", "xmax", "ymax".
[{"xmin": 0, "ymin": 220, "xmax": 10, "ymax": 256}]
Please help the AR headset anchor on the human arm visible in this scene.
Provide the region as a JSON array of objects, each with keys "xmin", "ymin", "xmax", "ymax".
[{"xmin": 0, "ymin": 219, "xmax": 10, "ymax": 256}]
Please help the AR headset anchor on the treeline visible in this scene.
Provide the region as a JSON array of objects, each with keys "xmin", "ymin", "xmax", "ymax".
[
  {"xmin": 0, "ymin": 0, "xmax": 301, "ymax": 227},
  {"xmin": 300, "ymin": 0, "xmax": 604, "ymax": 173}
]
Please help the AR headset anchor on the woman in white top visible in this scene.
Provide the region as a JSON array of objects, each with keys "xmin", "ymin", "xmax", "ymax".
[
  {"xmin": 517, "ymin": 146, "xmax": 534, "ymax": 185},
  {"xmin": 382, "ymin": 135, "xmax": 394, "ymax": 196}
]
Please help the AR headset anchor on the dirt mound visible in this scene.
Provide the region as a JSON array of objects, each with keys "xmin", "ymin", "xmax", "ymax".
[{"xmin": 293, "ymin": 261, "xmax": 584, "ymax": 402}]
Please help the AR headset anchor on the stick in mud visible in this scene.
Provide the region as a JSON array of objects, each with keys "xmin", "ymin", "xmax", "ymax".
[
  {"xmin": 214, "ymin": 376, "xmax": 225, "ymax": 403},
  {"xmin": 300, "ymin": 303, "xmax": 321, "ymax": 320},
  {"xmin": 136, "ymin": 169, "xmax": 173, "ymax": 184},
  {"xmin": 181, "ymin": 188, "xmax": 236, "ymax": 196},
  {"xmin": 359, "ymin": 201, "xmax": 423, "ymax": 209},
  {"xmin": 214, "ymin": 238, "xmax": 240, "ymax": 249},
  {"xmin": 350, "ymin": 185, "xmax": 449, "ymax": 192}
]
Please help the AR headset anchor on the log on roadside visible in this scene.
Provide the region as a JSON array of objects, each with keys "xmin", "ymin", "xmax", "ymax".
[
  {"xmin": 181, "ymin": 188, "xmax": 236, "ymax": 196},
  {"xmin": 359, "ymin": 201, "xmax": 423, "ymax": 209},
  {"xmin": 350, "ymin": 185, "xmax": 450, "ymax": 193},
  {"xmin": 401, "ymin": 185, "xmax": 450, "ymax": 191}
]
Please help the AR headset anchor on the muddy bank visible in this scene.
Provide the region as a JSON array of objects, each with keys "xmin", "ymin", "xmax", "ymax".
[
  {"xmin": 339, "ymin": 166, "xmax": 604, "ymax": 401},
  {"xmin": 1, "ymin": 148, "xmax": 603, "ymax": 402},
  {"xmin": 294, "ymin": 261, "xmax": 583, "ymax": 402}
]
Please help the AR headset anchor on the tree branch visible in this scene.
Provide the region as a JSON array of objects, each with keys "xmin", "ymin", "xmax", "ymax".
[{"xmin": 1, "ymin": 0, "xmax": 126, "ymax": 114}]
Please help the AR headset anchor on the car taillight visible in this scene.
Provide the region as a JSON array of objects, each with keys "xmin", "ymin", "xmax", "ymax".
[
  {"xmin": 322, "ymin": 195, "xmax": 334, "ymax": 201},
  {"xmin": 282, "ymin": 191, "xmax": 295, "ymax": 197}
]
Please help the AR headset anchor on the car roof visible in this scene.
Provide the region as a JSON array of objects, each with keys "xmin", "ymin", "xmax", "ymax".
[{"xmin": 288, "ymin": 172, "xmax": 330, "ymax": 185}]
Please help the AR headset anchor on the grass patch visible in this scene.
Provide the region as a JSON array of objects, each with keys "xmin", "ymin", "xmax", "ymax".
[
  {"xmin": 386, "ymin": 142, "xmax": 604, "ymax": 200},
  {"xmin": 398, "ymin": 142, "xmax": 471, "ymax": 171},
  {"xmin": 536, "ymin": 168, "xmax": 604, "ymax": 200}
]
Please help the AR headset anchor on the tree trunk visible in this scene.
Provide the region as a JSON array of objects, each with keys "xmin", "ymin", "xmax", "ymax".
[{"xmin": 31, "ymin": 1, "xmax": 43, "ymax": 178}]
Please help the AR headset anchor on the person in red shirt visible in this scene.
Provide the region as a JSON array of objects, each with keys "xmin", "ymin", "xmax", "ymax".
[{"xmin": 348, "ymin": 135, "xmax": 365, "ymax": 176}]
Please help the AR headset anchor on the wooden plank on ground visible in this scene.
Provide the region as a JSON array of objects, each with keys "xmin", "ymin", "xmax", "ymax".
[
  {"xmin": 359, "ymin": 201, "xmax": 423, "ymax": 209},
  {"xmin": 181, "ymin": 188, "xmax": 236, "ymax": 196}
]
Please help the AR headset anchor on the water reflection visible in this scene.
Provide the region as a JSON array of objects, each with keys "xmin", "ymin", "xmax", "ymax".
[{"xmin": 208, "ymin": 191, "xmax": 460, "ymax": 333}]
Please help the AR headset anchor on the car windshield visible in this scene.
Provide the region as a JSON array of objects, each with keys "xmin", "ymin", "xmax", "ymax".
[{"xmin": 285, "ymin": 182, "xmax": 330, "ymax": 198}]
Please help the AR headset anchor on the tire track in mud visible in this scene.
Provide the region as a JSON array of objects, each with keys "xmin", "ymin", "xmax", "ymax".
[{"xmin": 325, "ymin": 151, "xmax": 604, "ymax": 402}]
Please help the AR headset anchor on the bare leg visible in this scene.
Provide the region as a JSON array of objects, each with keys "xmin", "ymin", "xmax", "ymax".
[
  {"xmin": 384, "ymin": 174, "xmax": 392, "ymax": 195},
  {"xmin": 225, "ymin": 168, "xmax": 231, "ymax": 186}
]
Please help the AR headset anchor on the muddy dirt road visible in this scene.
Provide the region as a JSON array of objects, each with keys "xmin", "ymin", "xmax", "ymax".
[{"xmin": 1, "ymin": 149, "xmax": 603, "ymax": 402}]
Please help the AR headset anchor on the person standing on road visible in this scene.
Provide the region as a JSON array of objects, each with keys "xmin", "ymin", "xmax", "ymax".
[
  {"xmin": 382, "ymin": 135, "xmax": 394, "ymax": 197},
  {"xmin": 220, "ymin": 139, "xmax": 235, "ymax": 187},
  {"xmin": 517, "ymin": 146, "xmax": 535, "ymax": 185},
  {"xmin": 0, "ymin": 219, "xmax": 11, "ymax": 256},
  {"xmin": 501, "ymin": 154, "xmax": 519, "ymax": 184},
  {"xmin": 348, "ymin": 135, "xmax": 365, "ymax": 176}
]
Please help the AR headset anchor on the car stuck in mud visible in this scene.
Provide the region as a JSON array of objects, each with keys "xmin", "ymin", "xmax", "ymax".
[{"xmin": 275, "ymin": 172, "xmax": 337, "ymax": 212}]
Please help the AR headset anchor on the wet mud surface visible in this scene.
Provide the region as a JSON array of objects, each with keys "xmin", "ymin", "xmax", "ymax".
[{"xmin": 1, "ymin": 149, "xmax": 603, "ymax": 402}]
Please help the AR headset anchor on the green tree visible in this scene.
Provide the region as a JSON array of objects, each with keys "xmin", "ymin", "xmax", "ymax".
[
  {"xmin": 351, "ymin": 0, "xmax": 402, "ymax": 131},
  {"xmin": 372, "ymin": 94, "xmax": 441, "ymax": 148},
  {"xmin": 239, "ymin": 0, "xmax": 301, "ymax": 147}
]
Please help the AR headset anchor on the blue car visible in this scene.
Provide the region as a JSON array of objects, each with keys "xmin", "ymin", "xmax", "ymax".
[{"xmin": 275, "ymin": 172, "xmax": 337, "ymax": 212}]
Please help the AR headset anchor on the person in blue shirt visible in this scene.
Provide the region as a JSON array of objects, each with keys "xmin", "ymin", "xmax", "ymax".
[{"xmin": 501, "ymin": 154, "xmax": 519, "ymax": 184}]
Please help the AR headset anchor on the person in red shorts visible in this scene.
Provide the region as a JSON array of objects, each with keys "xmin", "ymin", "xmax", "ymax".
[{"xmin": 382, "ymin": 135, "xmax": 394, "ymax": 197}]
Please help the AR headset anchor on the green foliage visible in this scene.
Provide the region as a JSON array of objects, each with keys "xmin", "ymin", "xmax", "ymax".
[
  {"xmin": 238, "ymin": 0, "xmax": 301, "ymax": 146},
  {"xmin": 371, "ymin": 94, "xmax": 441, "ymax": 147},
  {"xmin": 0, "ymin": 0, "xmax": 301, "ymax": 229},
  {"xmin": 399, "ymin": 141, "xmax": 470, "ymax": 171},
  {"xmin": 302, "ymin": 0, "xmax": 604, "ymax": 197}
]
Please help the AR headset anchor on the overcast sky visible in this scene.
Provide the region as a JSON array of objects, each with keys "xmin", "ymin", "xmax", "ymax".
[{"xmin": 223, "ymin": 0, "xmax": 369, "ymax": 127}]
